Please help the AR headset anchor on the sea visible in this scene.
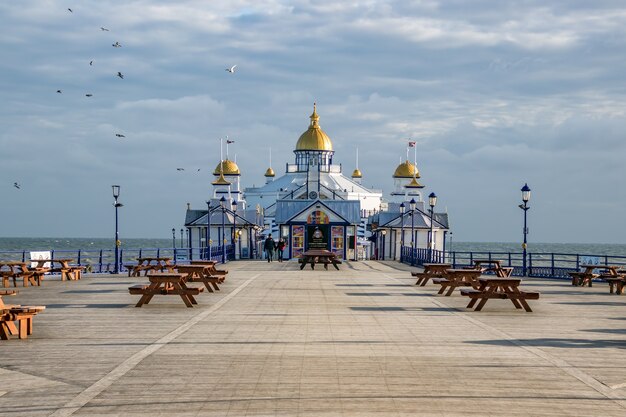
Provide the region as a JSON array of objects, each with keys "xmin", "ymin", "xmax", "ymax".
[{"xmin": 0, "ymin": 238, "xmax": 625, "ymax": 257}]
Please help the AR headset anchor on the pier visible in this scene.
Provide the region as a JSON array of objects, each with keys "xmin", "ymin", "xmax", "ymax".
[{"xmin": 1, "ymin": 260, "xmax": 625, "ymax": 416}]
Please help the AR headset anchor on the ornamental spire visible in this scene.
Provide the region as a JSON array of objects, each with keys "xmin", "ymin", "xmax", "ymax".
[{"xmin": 310, "ymin": 102, "xmax": 319, "ymax": 128}]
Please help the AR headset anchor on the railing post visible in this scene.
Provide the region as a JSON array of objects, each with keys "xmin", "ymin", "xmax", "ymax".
[
  {"xmin": 551, "ymin": 253, "xmax": 555, "ymax": 277},
  {"xmin": 98, "ymin": 250, "xmax": 103, "ymax": 273},
  {"xmin": 120, "ymin": 249, "xmax": 124, "ymax": 271},
  {"xmin": 77, "ymin": 250, "xmax": 81, "ymax": 266}
]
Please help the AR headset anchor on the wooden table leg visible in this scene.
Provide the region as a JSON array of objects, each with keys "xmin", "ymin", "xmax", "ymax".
[
  {"xmin": 136, "ymin": 282, "xmax": 159, "ymax": 307},
  {"xmin": 474, "ymin": 286, "xmax": 497, "ymax": 311},
  {"xmin": 332, "ymin": 261, "xmax": 340, "ymax": 270}
]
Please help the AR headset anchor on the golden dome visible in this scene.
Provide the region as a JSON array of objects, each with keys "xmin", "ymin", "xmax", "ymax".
[
  {"xmin": 213, "ymin": 159, "xmax": 240, "ymax": 176},
  {"xmin": 351, "ymin": 168, "xmax": 362, "ymax": 178},
  {"xmin": 295, "ymin": 104, "xmax": 334, "ymax": 151},
  {"xmin": 212, "ymin": 171, "xmax": 231, "ymax": 185},
  {"xmin": 393, "ymin": 160, "xmax": 420, "ymax": 178},
  {"xmin": 264, "ymin": 167, "xmax": 275, "ymax": 177},
  {"xmin": 405, "ymin": 176, "xmax": 424, "ymax": 188}
]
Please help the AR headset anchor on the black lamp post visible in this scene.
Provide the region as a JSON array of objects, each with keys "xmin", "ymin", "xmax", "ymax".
[
  {"xmin": 409, "ymin": 199, "xmax": 416, "ymax": 262},
  {"xmin": 220, "ymin": 196, "xmax": 226, "ymax": 263},
  {"xmin": 171, "ymin": 228, "xmax": 176, "ymax": 250},
  {"xmin": 428, "ymin": 192, "xmax": 437, "ymax": 262},
  {"xmin": 180, "ymin": 228, "xmax": 183, "ymax": 248},
  {"xmin": 231, "ymin": 200, "xmax": 238, "ymax": 259},
  {"xmin": 381, "ymin": 229, "xmax": 386, "ymax": 260},
  {"xmin": 399, "ymin": 202, "xmax": 405, "ymax": 262},
  {"xmin": 206, "ymin": 200, "xmax": 211, "ymax": 260},
  {"xmin": 112, "ymin": 185, "xmax": 122, "ymax": 274},
  {"xmin": 519, "ymin": 183, "xmax": 531, "ymax": 276}
]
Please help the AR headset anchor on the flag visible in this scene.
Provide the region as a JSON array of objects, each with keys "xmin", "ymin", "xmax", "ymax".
[
  {"xmin": 226, "ymin": 139, "xmax": 235, "ymax": 144},
  {"xmin": 408, "ymin": 141, "xmax": 416, "ymax": 147}
]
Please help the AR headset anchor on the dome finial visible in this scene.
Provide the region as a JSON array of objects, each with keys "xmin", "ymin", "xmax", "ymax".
[{"xmin": 310, "ymin": 102, "xmax": 319, "ymax": 128}]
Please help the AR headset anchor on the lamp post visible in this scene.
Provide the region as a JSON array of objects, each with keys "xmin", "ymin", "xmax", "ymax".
[
  {"xmin": 519, "ymin": 183, "xmax": 531, "ymax": 276},
  {"xmin": 220, "ymin": 196, "xmax": 226, "ymax": 263},
  {"xmin": 112, "ymin": 185, "xmax": 122, "ymax": 274},
  {"xmin": 399, "ymin": 202, "xmax": 405, "ymax": 262},
  {"xmin": 409, "ymin": 198, "xmax": 416, "ymax": 264},
  {"xmin": 381, "ymin": 229, "xmax": 386, "ymax": 261},
  {"xmin": 171, "ymin": 228, "xmax": 176, "ymax": 250},
  {"xmin": 231, "ymin": 200, "xmax": 238, "ymax": 259},
  {"xmin": 428, "ymin": 192, "xmax": 437, "ymax": 262},
  {"xmin": 206, "ymin": 200, "xmax": 211, "ymax": 260},
  {"xmin": 180, "ymin": 228, "xmax": 183, "ymax": 248}
]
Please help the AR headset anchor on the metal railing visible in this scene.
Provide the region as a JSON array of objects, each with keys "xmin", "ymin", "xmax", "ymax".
[{"xmin": 400, "ymin": 246, "xmax": 626, "ymax": 279}]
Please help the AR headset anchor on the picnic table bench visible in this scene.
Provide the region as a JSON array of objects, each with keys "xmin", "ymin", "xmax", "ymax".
[
  {"xmin": 461, "ymin": 277, "xmax": 540, "ymax": 312},
  {"xmin": 432, "ymin": 269, "xmax": 482, "ymax": 296},
  {"xmin": 470, "ymin": 260, "xmax": 513, "ymax": 277},
  {"xmin": 32, "ymin": 258, "xmax": 85, "ymax": 281},
  {"xmin": 125, "ymin": 257, "xmax": 175, "ymax": 277},
  {"xmin": 602, "ymin": 271, "xmax": 626, "ymax": 295},
  {"xmin": 0, "ymin": 290, "xmax": 46, "ymax": 340},
  {"xmin": 129, "ymin": 272, "xmax": 204, "ymax": 307},
  {"xmin": 299, "ymin": 250, "xmax": 342, "ymax": 270},
  {"xmin": 412, "ymin": 263, "xmax": 451, "ymax": 286},
  {"xmin": 569, "ymin": 264, "xmax": 621, "ymax": 287},
  {"xmin": 189, "ymin": 261, "xmax": 228, "ymax": 282},
  {"xmin": 175, "ymin": 265, "xmax": 220, "ymax": 292},
  {"xmin": 0, "ymin": 261, "xmax": 48, "ymax": 287}
]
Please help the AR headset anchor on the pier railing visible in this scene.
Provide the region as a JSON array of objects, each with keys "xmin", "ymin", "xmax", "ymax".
[
  {"xmin": 400, "ymin": 246, "xmax": 626, "ymax": 278},
  {"xmin": 0, "ymin": 245, "xmax": 236, "ymax": 274}
]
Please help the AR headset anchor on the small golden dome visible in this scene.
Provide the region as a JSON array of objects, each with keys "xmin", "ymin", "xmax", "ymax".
[
  {"xmin": 212, "ymin": 171, "xmax": 231, "ymax": 185},
  {"xmin": 213, "ymin": 159, "xmax": 240, "ymax": 176},
  {"xmin": 264, "ymin": 167, "xmax": 275, "ymax": 177},
  {"xmin": 393, "ymin": 160, "xmax": 420, "ymax": 178},
  {"xmin": 351, "ymin": 168, "xmax": 362, "ymax": 178},
  {"xmin": 405, "ymin": 176, "xmax": 424, "ymax": 188},
  {"xmin": 295, "ymin": 104, "xmax": 334, "ymax": 151}
]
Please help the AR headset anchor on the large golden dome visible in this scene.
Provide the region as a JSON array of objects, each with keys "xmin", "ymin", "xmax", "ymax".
[
  {"xmin": 295, "ymin": 104, "xmax": 333, "ymax": 151},
  {"xmin": 213, "ymin": 159, "xmax": 240, "ymax": 176},
  {"xmin": 264, "ymin": 167, "xmax": 275, "ymax": 177},
  {"xmin": 351, "ymin": 168, "xmax": 362, "ymax": 178},
  {"xmin": 393, "ymin": 160, "xmax": 420, "ymax": 178}
]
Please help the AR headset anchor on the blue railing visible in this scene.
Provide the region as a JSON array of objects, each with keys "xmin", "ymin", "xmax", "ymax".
[
  {"xmin": 400, "ymin": 246, "xmax": 626, "ymax": 279},
  {"xmin": 0, "ymin": 245, "xmax": 236, "ymax": 274}
]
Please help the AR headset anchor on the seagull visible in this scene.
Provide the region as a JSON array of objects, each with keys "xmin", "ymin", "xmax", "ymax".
[
  {"xmin": 112, "ymin": 41, "xmax": 121, "ymax": 48},
  {"xmin": 85, "ymin": 94, "xmax": 93, "ymax": 97},
  {"xmin": 100, "ymin": 27, "xmax": 109, "ymax": 31},
  {"xmin": 117, "ymin": 72, "xmax": 124, "ymax": 79},
  {"xmin": 225, "ymin": 65, "xmax": 237, "ymax": 73},
  {"xmin": 67, "ymin": 8, "xmax": 73, "ymax": 13},
  {"xmin": 176, "ymin": 168, "xmax": 185, "ymax": 171},
  {"xmin": 13, "ymin": 182, "xmax": 20, "ymax": 189},
  {"xmin": 89, "ymin": 60, "xmax": 93, "ymax": 66},
  {"xmin": 56, "ymin": 90, "xmax": 62, "ymax": 94},
  {"xmin": 115, "ymin": 133, "xmax": 125, "ymax": 138},
  {"xmin": 197, "ymin": 169, "xmax": 201, "ymax": 172}
]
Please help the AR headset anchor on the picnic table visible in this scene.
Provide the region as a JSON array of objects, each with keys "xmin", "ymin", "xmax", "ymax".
[
  {"xmin": 471, "ymin": 259, "xmax": 513, "ymax": 277},
  {"xmin": 299, "ymin": 250, "xmax": 342, "ymax": 270},
  {"xmin": 125, "ymin": 257, "xmax": 174, "ymax": 277},
  {"xmin": 461, "ymin": 277, "xmax": 540, "ymax": 312},
  {"xmin": 569, "ymin": 264, "xmax": 621, "ymax": 287},
  {"xmin": 602, "ymin": 269, "xmax": 626, "ymax": 295},
  {"xmin": 128, "ymin": 272, "xmax": 204, "ymax": 307},
  {"xmin": 0, "ymin": 261, "xmax": 48, "ymax": 287},
  {"xmin": 189, "ymin": 261, "xmax": 228, "ymax": 281},
  {"xmin": 32, "ymin": 258, "xmax": 85, "ymax": 281},
  {"xmin": 412, "ymin": 263, "xmax": 451, "ymax": 286},
  {"xmin": 432, "ymin": 269, "xmax": 482, "ymax": 296},
  {"xmin": 175, "ymin": 265, "xmax": 220, "ymax": 292},
  {"xmin": 0, "ymin": 290, "xmax": 46, "ymax": 340}
]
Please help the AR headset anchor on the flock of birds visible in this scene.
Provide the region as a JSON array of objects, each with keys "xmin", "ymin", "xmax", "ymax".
[{"xmin": 14, "ymin": 7, "xmax": 239, "ymax": 190}]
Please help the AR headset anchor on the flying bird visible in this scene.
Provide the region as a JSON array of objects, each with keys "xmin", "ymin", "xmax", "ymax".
[
  {"xmin": 225, "ymin": 65, "xmax": 237, "ymax": 73},
  {"xmin": 13, "ymin": 182, "xmax": 20, "ymax": 189},
  {"xmin": 226, "ymin": 139, "xmax": 235, "ymax": 144},
  {"xmin": 100, "ymin": 27, "xmax": 109, "ymax": 31},
  {"xmin": 85, "ymin": 94, "xmax": 93, "ymax": 97},
  {"xmin": 89, "ymin": 60, "xmax": 93, "ymax": 66},
  {"xmin": 56, "ymin": 90, "xmax": 62, "ymax": 94},
  {"xmin": 115, "ymin": 133, "xmax": 125, "ymax": 138},
  {"xmin": 112, "ymin": 41, "xmax": 121, "ymax": 48},
  {"xmin": 117, "ymin": 72, "xmax": 124, "ymax": 79},
  {"xmin": 197, "ymin": 169, "xmax": 201, "ymax": 172},
  {"xmin": 176, "ymin": 168, "xmax": 185, "ymax": 171},
  {"xmin": 67, "ymin": 8, "xmax": 73, "ymax": 13}
]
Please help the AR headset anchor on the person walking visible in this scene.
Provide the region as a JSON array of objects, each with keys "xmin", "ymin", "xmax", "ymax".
[
  {"xmin": 277, "ymin": 238, "xmax": 286, "ymax": 262},
  {"xmin": 264, "ymin": 234, "xmax": 275, "ymax": 262}
]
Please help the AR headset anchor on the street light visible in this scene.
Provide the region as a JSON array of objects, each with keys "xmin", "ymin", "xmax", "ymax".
[
  {"xmin": 180, "ymin": 228, "xmax": 184, "ymax": 248},
  {"xmin": 519, "ymin": 183, "xmax": 531, "ymax": 276},
  {"xmin": 206, "ymin": 200, "xmax": 211, "ymax": 260},
  {"xmin": 409, "ymin": 198, "xmax": 416, "ymax": 258},
  {"xmin": 231, "ymin": 200, "xmax": 238, "ymax": 259},
  {"xmin": 381, "ymin": 229, "xmax": 387, "ymax": 261},
  {"xmin": 112, "ymin": 185, "xmax": 122, "ymax": 274},
  {"xmin": 399, "ymin": 202, "xmax": 405, "ymax": 262},
  {"xmin": 220, "ymin": 196, "xmax": 226, "ymax": 263},
  {"xmin": 172, "ymin": 228, "xmax": 176, "ymax": 250},
  {"xmin": 428, "ymin": 192, "xmax": 437, "ymax": 262}
]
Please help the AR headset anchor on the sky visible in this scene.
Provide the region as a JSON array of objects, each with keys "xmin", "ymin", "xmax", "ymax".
[{"xmin": 1, "ymin": 0, "xmax": 625, "ymax": 244}]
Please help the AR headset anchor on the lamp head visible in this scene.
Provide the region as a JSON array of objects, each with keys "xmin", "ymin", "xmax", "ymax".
[
  {"xmin": 409, "ymin": 198, "xmax": 416, "ymax": 211},
  {"xmin": 219, "ymin": 196, "xmax": 226, "ymax": 208},
  {"xmin": 399, "ymin": 202, "xmax": 405, "ymax": 214},
  {"xmin": 521, "ymin": 183, "xmax": 531, "ymax": 203},
  {"xmin": 381, "ymin": 230, "xmax": 387, "ymax": 236},
  {"xmin": 428, "ymin": 192, "xmax": 437, "ymax": 208},
  {"xmin": 112, "ymin": 185, "xmax": 120, "ymax": 199},
  {"xmin": 172, "ymin": 228, "xmax": 175, "ymax": 235},
  {"xmin": 231, "ymin": 200, "xmax": 238, "ymax": 212}
]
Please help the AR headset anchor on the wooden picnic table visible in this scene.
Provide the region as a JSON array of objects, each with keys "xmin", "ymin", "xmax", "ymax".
[
  {"xmin": 125, "ymin": 257, "xmax": 174, "ymax": 277},
  {"xmin": 601, "ymin": 269, "xmax": 626, "ymax": 295},
  {"xmin": 0, "ymin": 261, "xmax": 48, "ymax": 287},
  {"xmin": 569, "ymin": 264, "xmax": 621, "ymax": 287},
  {"xmin": 128, "ymin": 272, "xmax": 204, "ymax": 308},
  {"xmin": 433, "ymin": 269, "xmax": 482, "ymax": 296},
  {"xmin": 1, "ymin": 290, "xmax": 46, "ymax": 340},
  {"xmin": 299, "ymin": 250, "xmax": 342, "ymax": 270},
  {"xmin": 31, "ymin": 258, "xmax": 84, "ymax": 281},
  {"xmin": 189, "ymin": 261, "xmax": 228, "ymax": 280},
  {"xmin": 412, "ymin": 263, "xmax": 451, "ymax": 286},
  {"xmin": 471, "ymin": 259, "xmax": 513, "ymax": 277},
  {"xmin": 175, "ymin": 265, "xmax": 220, "ymax": 292},
  {"xmin": 461, "ymin": 277, "xmax": 540, "ymax": 312}
]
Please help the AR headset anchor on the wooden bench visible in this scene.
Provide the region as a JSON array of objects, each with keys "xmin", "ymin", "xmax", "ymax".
[
  {"xmin": 1, "ymin": 306, "xmax": 46, "ymax": 340},
  {"xmin": 129, "ymin": 273, "xmax": 205, "ymax": 307},
  {"xmin": 461, "ymin": 288, "xmax": 540, "ymax": 300},
  {"xmin": 569, "ymin": 271, "xmax": 596, "ymax": 287},
  {"xmin": 603, "ymin": 276, "xmax": 625, "ymax": 295},
  {"xmin": 461, "ymin": 277, "xmax": 540, "ymax": 312}
]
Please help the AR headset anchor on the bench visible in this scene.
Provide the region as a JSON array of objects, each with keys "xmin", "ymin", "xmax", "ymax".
[
  {"xmin": 461, "ymin": 277, "xmax": 540, "ymax": 312},
  {"xmin": 460, "ymin": 288, "xmax": 540, "ymax": 300},
  {"xmin": 1, "ymin": 306, "xmax": 46, "ymax": 340},
  {"xmin": 603, "ymin": 276, "xmax": 625, "ymax": 295},
  {"xmin": 1, "ymin": 270, "xmax": 17, "ymax": 288},
  {"xmin": 569, "ymin": 271, "xmax": 596, "ymax": 287}
]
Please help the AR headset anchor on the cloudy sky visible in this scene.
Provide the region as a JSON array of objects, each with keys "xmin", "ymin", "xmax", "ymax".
[{"xmin": 1, "ymin": 0, "xmax": 625, "ymax": 243}]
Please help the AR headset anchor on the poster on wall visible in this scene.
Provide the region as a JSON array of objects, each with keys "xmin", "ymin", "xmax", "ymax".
[
  {"xmin": 331, "ymin": 226, "xmax": 344, "ymax": 259},
  {"xmin": 307, "ymin": 225, "xmax": 329, "ymax": 250},
  {"xmin": 292, "ymin": 225, "xmax": 304, "ymax": 258}
]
